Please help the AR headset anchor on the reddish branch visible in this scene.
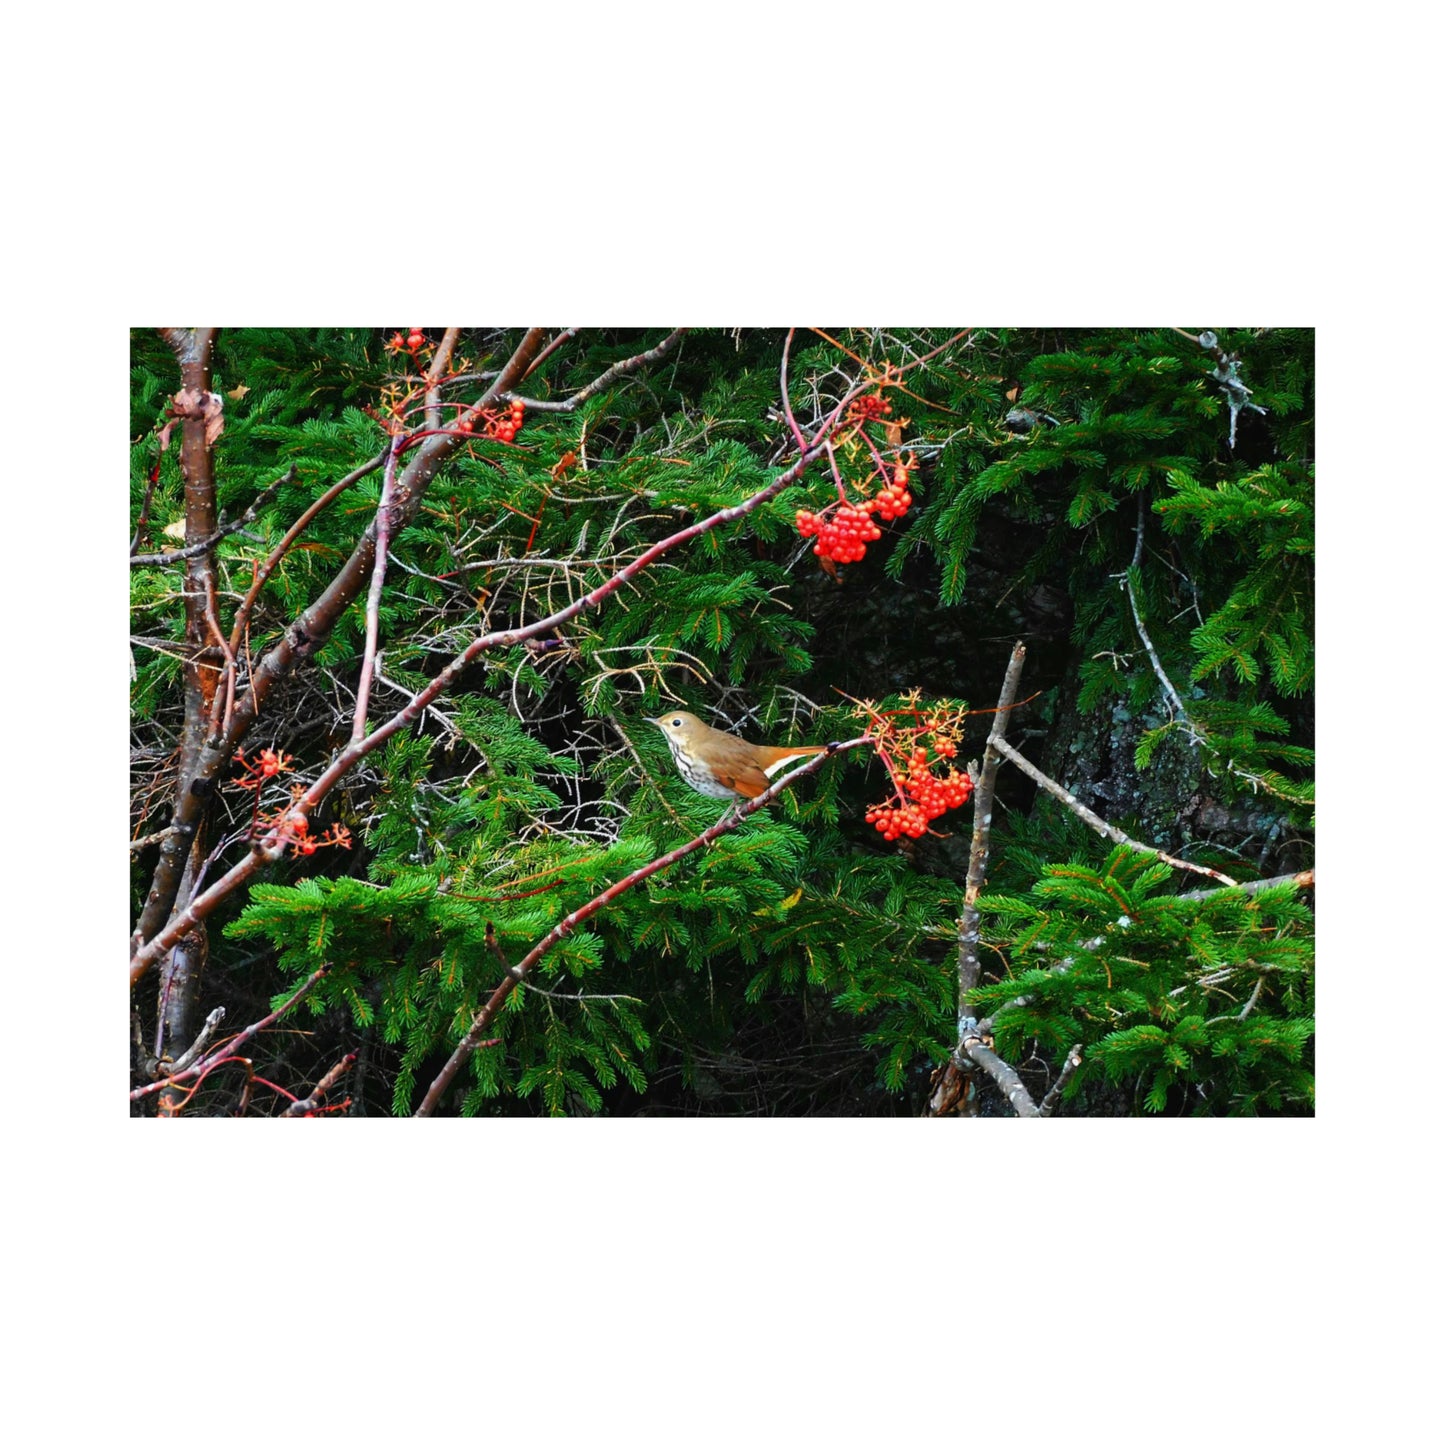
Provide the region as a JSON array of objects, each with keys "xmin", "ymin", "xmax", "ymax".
[
  {"xmin": 413, "ymin": 738, "xmax": 871, "ymax": 1117},
  {"xmin": 130, "ymin": 964, "xmax": 332, "ymax": 1103},
  {"xmin": 226, "ymin": 451, "xmax": 387, "ymax": 659}
]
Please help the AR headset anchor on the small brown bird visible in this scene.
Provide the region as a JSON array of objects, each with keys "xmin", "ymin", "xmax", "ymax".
[{"xmin": 645, "ymin": 711, "xmax": 826, "ymax": 801}]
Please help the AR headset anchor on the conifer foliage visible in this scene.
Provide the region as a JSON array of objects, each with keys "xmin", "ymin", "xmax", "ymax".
[{"xmin": 130, "ymin": 327, "xmax": 1314, "ymax": 1117}]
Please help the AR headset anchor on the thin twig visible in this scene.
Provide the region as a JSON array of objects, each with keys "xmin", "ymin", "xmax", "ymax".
[
  {"xmin": 1120, "ymin": 495, "xmax": 1195, "ymax": 725},
  {"xmin": 227, "ymin": 452, "xmax": 387, "ymax": 657},
  {"xmin": 506, "ymin": 329, "xmax": 687, "ymax": 411},
  {"xmin": 284, "ymin": 1052, "xmax": 357, "ymax": 1116},
  {"xmin": 486, "ymin": 923, "xmax": 642, "ymax": 1004},
  {"xmin": 130, "ymin": 466, "xmax": 296, "ymax": 567},
  {"xmin": 352, "ymin": 433, "xmax": 406, "ymax": 743}
]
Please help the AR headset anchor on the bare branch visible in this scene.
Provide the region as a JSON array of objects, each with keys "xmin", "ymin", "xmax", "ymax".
[
  {"xmin": 284, "ymin": 1052, "xmax": 357, "ymax": 1117},
  {"xmin": 507, "ymin": 328, "xmax": 687, "ymax": 411},
  {"xmin": 927, "ymin": 640, "xmax": 1026, "ymax": 1119},
  {"xmin": 1038, "ymin": 1044, "xmax": 1083, "ymax": 1117},
  {"xmin": 989, "ymin": 734, "xmax": 1240, "ymax": 887},
  {"xmin": 351, "ymin": 433, "xmax": 406, "ymax": 743},
  {"xmin": 956, "ymin": 1035, "xmax": 1040, "ymax": 1117}
]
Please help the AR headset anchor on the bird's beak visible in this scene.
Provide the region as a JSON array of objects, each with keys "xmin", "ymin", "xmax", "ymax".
[{"xmin": 643, "ymin": 717, "xmax": 661, "ymax": 726}]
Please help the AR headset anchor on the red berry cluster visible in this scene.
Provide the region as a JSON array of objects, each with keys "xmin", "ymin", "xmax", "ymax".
[
  {"xmin": 455, "ymin": 398, "xmax": 525, "ymax": 442},
  {"xmin": 865, "ymin": 744, "xmax": 972, "ymax": 840},
  {"xmin": 794, "ymin": 461, "xmax": 917, "ymax": 566},
  {"xmin": 232, "ymin": 746, "xmax": 294, "ymax": 790},
  {"xmin": 272, "ymin": 810, "xmax": 352, "ymax": 857},
  {"xmin": 874, "ymin": 464, "xmax": 914, "ymax": 521},
  {"xmin": 388, "ymin": 328, "xmax": 429, "ymax": 354},
  {"xmin": 232, "ymin": 749, "xmax": 351, "ymax": 856},
  {"xmin": 847, "ymin": 392, "xmax": 893, "ymax": 425},
  {"xmin": 852, "ymin": 698, "xmax": 973, "ymax": 842},
  {"xmin": 796, "ymin": 502, "xmax": 881, "ymax": 563}
]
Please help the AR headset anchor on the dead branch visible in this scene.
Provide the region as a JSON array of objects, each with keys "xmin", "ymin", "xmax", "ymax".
[{"xmin": 988, "ymin": 734, "xmax": 1240, "ymax": 887}]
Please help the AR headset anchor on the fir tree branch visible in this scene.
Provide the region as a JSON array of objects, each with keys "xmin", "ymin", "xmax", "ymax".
[{"xmin": 413, "ymin": 738, "xmax": 871, "ymax": 1117}]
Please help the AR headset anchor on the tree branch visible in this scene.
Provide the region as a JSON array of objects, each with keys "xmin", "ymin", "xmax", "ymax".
[
  {"xmin": 132, "ymin": 330, "xmax": 549, "ymax": 953},
  {"xmin": 129, "ymin": 465, "xmax": 295, "ymax": 567},
  {"xmin": 927, "ymin": 641, "xmax": 1026, "ymax": 1118},
  {"xmin": 127, "ymin": 398, "xmax": 871, "ymax": 987}
]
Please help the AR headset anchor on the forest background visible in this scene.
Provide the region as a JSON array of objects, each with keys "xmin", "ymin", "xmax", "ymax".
[{"xmin": 128, "ymin": 325, "xmax": 1315, "ymax": 1118}]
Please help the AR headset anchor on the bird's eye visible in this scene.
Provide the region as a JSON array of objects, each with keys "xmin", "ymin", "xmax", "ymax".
[{"xmin": 670, "ymin": 718, "xmax": 681, "ymax": 727}]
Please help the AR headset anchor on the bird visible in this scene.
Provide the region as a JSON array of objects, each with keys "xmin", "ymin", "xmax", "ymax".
[{"xmin": 644, "ymin": 711, "xmax": 827, "ymax": 801}]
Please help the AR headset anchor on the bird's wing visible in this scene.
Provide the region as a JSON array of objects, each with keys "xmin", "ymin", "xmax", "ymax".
[{"xmin": 715, "ymin": 761, "xmax": 772, "ymax": 799}]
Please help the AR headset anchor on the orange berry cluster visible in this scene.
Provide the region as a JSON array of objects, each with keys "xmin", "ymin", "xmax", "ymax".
[{"xmin": 794, "ymin": 462, "xmax": 917, "ymax": 566}]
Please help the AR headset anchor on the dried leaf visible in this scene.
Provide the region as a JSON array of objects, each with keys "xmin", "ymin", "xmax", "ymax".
[
  {"xmin": 169, "ymin": 388, "xmax": 226, "ymax": 447},
  {"xmin": 227, "ymin": 382, "xmax": 250, "ymax": 401}
]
